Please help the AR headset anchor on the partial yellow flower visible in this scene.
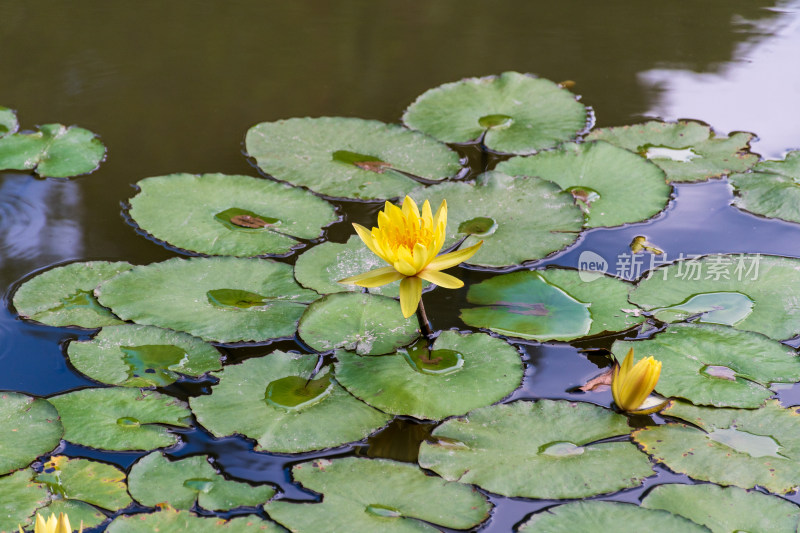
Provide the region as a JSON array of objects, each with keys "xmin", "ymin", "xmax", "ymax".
[
  {"xmin": 612, "ymin": 348, "xmax": 667, "ymax": 414},
  {"xmin": 19, "ymin": 512, "xmax": 82, "ymax": 533},
  {"xmin": 339, "ymin": 196, "xmax": 482, "ymax": 318}
]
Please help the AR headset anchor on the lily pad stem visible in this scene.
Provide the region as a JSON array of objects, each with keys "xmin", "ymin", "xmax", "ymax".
[{"xmin": 417, "ymin": 296, "xmax": 434, "ymax": 340}]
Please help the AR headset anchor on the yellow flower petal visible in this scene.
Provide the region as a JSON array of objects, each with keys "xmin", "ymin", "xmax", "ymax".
[
  {"xmin": 399, "ymin": 276, "xmax": 422, "ymax": 318},
  {"xmin": 394, "ymin": 257, "xmax": 418, "ymax": 277},
  {"xmin": 352, "ymin": 223, "xmax": 384, "ymax": 261},
  {"xmin": 412, "ymin": 243, "xmax": 429, "ymax": 273},
  {"xmin": 426, "ymin": 241, "xmax": 483, "ymax": 271},
  {"xmin": 55, "ymin": 514, "xmax": 71, "ymax": 533},
  {"xmin": 433, "ymin": 199, "xmax": 447, "ymax": 228},
  {"xmin": 402, "ymin": 195, "xmax": 420, "ymax": 219},
  {"xmin": 417, "ymin": 269, "xmax": 463, "ymax": 289},
  {"xmin": 339, "ymin": 266, "xmax": 404, "ymax": 287},
  {"xmin": 612, "ymin": 348, "xmax": 663, "ymax": 413},
  {"xmin": 421, "ymin": 200, "xmax": 433, "ymax": 225}
]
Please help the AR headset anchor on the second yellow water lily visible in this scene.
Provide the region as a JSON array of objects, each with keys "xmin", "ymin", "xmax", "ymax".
[
  {"xmin": 612, "ymin": 347, "xmax": 667, "ymax": 414},
  {"xmin": 19, "ymin": 512, "xmax": 82, "ymax": 533},
  {"xmin": 339, "ymin": 196, "xmax": 482, "ymax": 318}
]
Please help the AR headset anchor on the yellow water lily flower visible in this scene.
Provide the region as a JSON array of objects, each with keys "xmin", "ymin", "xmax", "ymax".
[
  {"xmin": 19, "ymin": 512, "xmax": 82, "ymax": 533},
  {"xmin": 339, "ymin": 196, "xmax": 482, "ymax": 318},
  {"xmin": 612, "ymin": 348, "xmax": 666, "ymax": 414}
]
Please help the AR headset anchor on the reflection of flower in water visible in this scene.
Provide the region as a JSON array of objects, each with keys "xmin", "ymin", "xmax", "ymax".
[{"xmin": 339, "ymin": 196, "xmax": 481, "ymax": 318}]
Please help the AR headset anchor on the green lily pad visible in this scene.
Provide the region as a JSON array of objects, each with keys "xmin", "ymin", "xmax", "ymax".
[
  {"xmin": 35, "ymin": 455, "xmax": 130, "ymax": 511},
  {"xmin": 128, "ymin": 173, "xmax": 337, "ymax": 257},
  {"xmin": 128, "ymin": 452, "xmax": 275, "ymax": 511},
  {"xmin": 418, "ymin": 400, "xmax": 653, "ymax": 498},
  {"xmin": 518, "ymin": 501, "xmax": 710, "ymax": 533},
  {"xmin": 12, "ymin": 261, "xmax": 133, "ymax": 328},
  {"xmin": 295, "ymin": 235, "xmax": 421, "ymax": 298},
  {"xmin": 651, "ymin": 291, "xmax": 754, "ymax": 326},
  {"xmin": 0, "ymin": 106, "xmax": 18, "ymax": 137},
  {"xmin": 402, "ymin": 72, "xmax": 587, "ymax": 155},
  {"xmin": 334, "ymin": 331, "xmax": 522, "ymax": 420},
  {"xmin": 630, "ymin": 254, "xmax": 800, "ymax": 340},
  {"xmin": 190, "ymin": 351, "xmax": 390, "ymax": 453},
  {"xmin": 634, "ymin": 400, "xmax": 800, "ymax": 494},
  {"xmin": 729, "ymin": 151, "xmax": 800, "ymax": 224},
  {"xmin": 48, "ymin": 388, "xmax": 191, "ymax": 451},
  {"xmin": 495, "ymin": 141, "xmax": 670, "ymax": 227},
  {"xmin": 265, "ymin": 457, "xmax": 490, "ymax": 532},
  {"xmin": 298, "ymin": 293, "xmax": 419, "ymax": 355},
  {"xmin": 0, "ymin": 393, "xmax": 63, "ymax": 475},
  {"xmin": 0, "ymin": 123, "xmax": 106, "ymax": 178},
  {"xmin": 409, "ymin": 172, "xmax": 584, "ymax": 267},
  {"xmin": 462, "ymin": 270, "xmax": 591, "ymax": 341},
  {"xmin": 612, "ymin": 323, "xmax": 800, "ymax": 408},
  {"xmin": 461, "ymin": 269, "xmax": 641, "ymax": 341},
  {"xmin": 95, "ymin": 257, "xmax": 319, "ymax": 343},
  {"xmin": 245, "ymin": 117, "xmax": 462, "ymax": 200},
  {"xmin": 0, "ymin": 469, "xmax": 48, "ymax": 533},
  {"xmin": 106, "ymin": 506, "xmax": 284, "ymax": 532},
  {"xmin": 642, "ymin": 483, "xmax": 800, "ymax": 533},
  {"xmin": 586, "ymin": 120, "xmax": 758, "ymax": 182},
  {"xmin": 66, "ymin": 324, "xmax": 222, "ymax": 387}
]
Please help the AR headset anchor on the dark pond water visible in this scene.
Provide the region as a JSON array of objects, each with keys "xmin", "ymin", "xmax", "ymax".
[{"xmin": 3, "ymin": 1, "xmax": 800, "ymax": 530}]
